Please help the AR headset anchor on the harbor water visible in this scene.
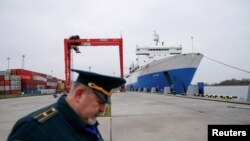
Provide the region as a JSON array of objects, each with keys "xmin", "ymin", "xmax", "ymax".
[{"xmin": 204, "ymin": 86, "xmax": 250, "ymax": 100}]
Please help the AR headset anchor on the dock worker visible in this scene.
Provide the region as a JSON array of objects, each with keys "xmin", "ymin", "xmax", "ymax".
[{"xmin": 7, "ymin": 69, "xmax": 126, "ymax": 141}]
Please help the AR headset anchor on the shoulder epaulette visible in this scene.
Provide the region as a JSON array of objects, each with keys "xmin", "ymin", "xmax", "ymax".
[{"xmin": 33, "ymin": 107, "xmax": 58, "ymax": 123}]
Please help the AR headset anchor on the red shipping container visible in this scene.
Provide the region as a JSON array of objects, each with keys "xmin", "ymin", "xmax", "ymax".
[
  {"xmin": 22, "ymin": 80, "xmax": 36, "ymax": 85},
  {"xmin": 32, "ymin": 71, "xmax": 46, "ymax": 77},
  {"xmin": 47, "ymin": 78, "xmax": 52, "ymax": 82},
  {"xmin": 0, "ymin": 81, "xmax": 4, "ymax": 86},
  {"xmin": 12, "ymin": 69, "xmax": 22, "ymax": 75},
  {"xmin": 21, "ymin": 85, "xmax": 37, "ymax": 89},
  {"xmin": 36, "ymin": 80, "xmax": 46, "ymax": 85},
  {"xmin": 0, "ymin": 76, "xmax": 4, "ymax": 81},
  {"xmin": 32, "ymin": 72, "xmax": 39, "ymax": 76},
  {"xmin": 20, "ymin": 75, "xmax": 32, "ymax": 80},
  {"xmin": 4, "ymin": 80, "xmax": 10, "ymax": 86},
  {"xmin": 16, "ymin": 69, "xmax": 32, "ymax": 76},
  {"xmin": 11, "ymin": 69, "xmax": 17, "ymax": 75}
]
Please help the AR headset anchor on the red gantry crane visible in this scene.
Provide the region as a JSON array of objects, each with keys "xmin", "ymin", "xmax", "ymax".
[{"xmin": 64, "ymin": 35, "xmax": 124, "ymax": 91}]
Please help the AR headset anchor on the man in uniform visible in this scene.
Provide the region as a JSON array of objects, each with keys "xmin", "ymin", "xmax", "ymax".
[{"xmin": 7, "ymin": 69, "xmax": 126, "ymax": 141}]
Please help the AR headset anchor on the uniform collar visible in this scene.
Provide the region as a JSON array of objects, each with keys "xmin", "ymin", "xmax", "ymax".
[
  {"xmin": 57, "ymin": 95, "xmax": 103, "ymax": 140},
  {"xmin": 57, "ymin": 95, "xmax": 99, "ymax": 128}
]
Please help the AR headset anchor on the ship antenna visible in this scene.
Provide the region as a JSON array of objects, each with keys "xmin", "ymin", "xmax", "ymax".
[{"xmin": 153, "ymin": 30, "xmax": 160, "ymax": 46}]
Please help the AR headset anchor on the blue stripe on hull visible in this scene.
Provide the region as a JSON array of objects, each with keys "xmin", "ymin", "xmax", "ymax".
[{"xmin": 126, "ymin": 68, "xmax": 197, "ymax": 94}]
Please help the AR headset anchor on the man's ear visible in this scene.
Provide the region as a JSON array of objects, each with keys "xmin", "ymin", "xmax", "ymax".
[{"xmin": 74, "ymin": 87, "xmax": 84, "ymax": 102}]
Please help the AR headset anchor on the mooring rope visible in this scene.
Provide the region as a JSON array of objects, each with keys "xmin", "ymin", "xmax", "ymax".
[{"xmin": 204, "ymin": 55, "xmax": 250, "ymax": 74}]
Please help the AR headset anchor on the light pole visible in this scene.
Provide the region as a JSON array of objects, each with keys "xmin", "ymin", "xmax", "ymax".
[
  {"xmin": 7, "ymin": 57, "xmax": 10, "ymax": 69},
  {"xmin": 89, "ymin": 66, "xmax": 91, "ymax": 72},
  {"xmin": 191, "ymin": 36, "xmax": 194, "ymax": 53},
  {"xmin": 22, "ymin": 55, "xmax": 25, "ymax": 69}
]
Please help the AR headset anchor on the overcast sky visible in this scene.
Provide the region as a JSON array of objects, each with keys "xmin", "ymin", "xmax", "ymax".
[{"xmin": 0, "ymin": 0, "xmax": 249, "ymax": 84}]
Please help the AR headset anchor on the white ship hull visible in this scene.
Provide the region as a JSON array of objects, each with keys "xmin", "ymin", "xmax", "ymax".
[{"xmin": 125, "ymin": 53, "xmax": 203, "ymax": 94}]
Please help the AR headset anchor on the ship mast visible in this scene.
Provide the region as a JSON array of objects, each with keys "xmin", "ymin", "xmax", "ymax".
[{"xmin": 153, "ymin": 31, "xmax": 160, "ymax": 46}]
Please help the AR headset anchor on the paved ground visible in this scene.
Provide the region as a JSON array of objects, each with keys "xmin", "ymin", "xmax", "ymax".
[
  {"xmin": 111, "ymin": 92, "xmax": 250, "ymax": 141},
  {"xmin": 0, "ymin": 95, "xmax": 57, "ymax": 141},
  {"xmin": 1, "ymin": 92, "xmax": 250, "ymax": 141}
]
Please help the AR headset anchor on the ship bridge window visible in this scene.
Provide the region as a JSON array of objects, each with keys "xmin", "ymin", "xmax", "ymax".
[{"xmin": 149, "ymin": 49, "xmax": 158, "ymax": 51}]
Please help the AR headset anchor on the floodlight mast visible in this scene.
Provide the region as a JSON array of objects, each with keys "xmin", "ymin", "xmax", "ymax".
[{"xmin": 64, "ymin": 36, "xmax": 124, "ymax": 92}]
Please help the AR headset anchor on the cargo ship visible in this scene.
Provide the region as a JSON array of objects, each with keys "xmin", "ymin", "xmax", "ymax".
[{"xmin": 125, "ymin": 33, "xmax": 203, "ymax": 94}]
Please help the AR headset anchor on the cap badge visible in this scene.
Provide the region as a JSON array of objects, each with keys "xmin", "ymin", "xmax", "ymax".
[{"xmin": 88, "ymin": 82, "xmax": 112, "ymax": 97}]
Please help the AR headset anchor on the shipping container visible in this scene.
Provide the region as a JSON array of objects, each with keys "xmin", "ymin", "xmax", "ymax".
[
  {"xmin": 0, "ymin": 81, "xmax": 4, "ymax": 86},
  {"xmin": 36, "ymin": 80, "xmax": 46, "ymax": 85},
  {"xmin": 32, "ymin": 76, "xmax": 47, "ymax": 82},
  {"xmin": 22, "ymin": 80, "xmax": 37, "ymax": 85},
  {"xmin": 0, "ymin": 86, "xmax": 4, "ymax": 91},
  {"xmin": 20, "ymin": 75, "xmax": 32, "ymax": 80},
  {"xmin": 4, "ymin": 86, "xmax": 10, "ymax": 91},
  {"xmin": 11, "ymin": 86, "xmax": 21, "ymax": 90},
  {"xmin": 0, "ymin": 71, "xmax": 6, "ymax": 75},
  {"xmin": 0, "ymin": 76, "xmax": 4, "ymax": 80},
  {"xmin": 13, "ymin": 69, "xmax": 33, "ymax": 76},
  {"xmin": 4, "ymin": 80, "xmax": 10, "ymax": 86},
  {"xmin": 22, "ymin": 89, "xmax": 38, "ymax": 94},
  {"xmin": 22, "ymin": 85, "xmax": 37, "ymax": 89},
  {"xmin": 6, "ymin": 69, "xmax": 11, "ymax": 75},
  {"xmin": 4, "ymin": 75, "xmax": 10, "ymax": 80},
  {"xmin": 1, "ymin": 68, "xmax": 65, "ymax": 95},
  {"xmin": 10, "ymin": 75, "xmax": 21, "ymax": 81},
  {"xmin": 11, "ymin": 81, "xmax": 21, "ymax": 86}
]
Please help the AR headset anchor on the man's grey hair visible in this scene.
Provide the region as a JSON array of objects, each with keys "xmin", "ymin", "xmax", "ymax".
[
  {"xmin": 69, "ymin": 81, "xmax": 83, "ymax": 93},
  {"xmin": 69, "ymin": 81, "xmax": 91, "ymax": 94}
]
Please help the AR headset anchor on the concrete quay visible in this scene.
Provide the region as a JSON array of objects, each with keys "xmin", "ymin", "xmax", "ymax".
[{"xmin": 1, "ymin": 92, "xmax": 250, "ymax": 141}]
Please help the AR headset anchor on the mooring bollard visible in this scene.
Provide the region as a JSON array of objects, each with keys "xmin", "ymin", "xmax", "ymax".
[{"xmin": 151, "ymin": 87, "xmax": 156, "ymax": 93}]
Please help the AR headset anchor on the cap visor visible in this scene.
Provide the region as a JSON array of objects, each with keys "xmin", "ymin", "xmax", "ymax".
[{"xmin": 94, "ymin": 90, "xmax": 111, "ymax": 104}]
